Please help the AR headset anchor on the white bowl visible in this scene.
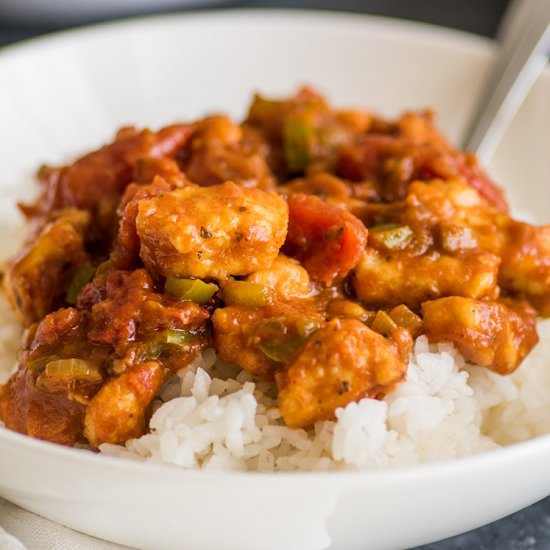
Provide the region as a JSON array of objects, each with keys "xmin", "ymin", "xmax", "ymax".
[{"xmin": 0, "ymin": 10, "xmax": 549, "ymax": 550}]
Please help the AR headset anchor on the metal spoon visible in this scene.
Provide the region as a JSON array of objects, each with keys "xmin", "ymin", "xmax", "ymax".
[{"xmin": 463, "ymin": 0, "xmax": 550, "ymax": 164}]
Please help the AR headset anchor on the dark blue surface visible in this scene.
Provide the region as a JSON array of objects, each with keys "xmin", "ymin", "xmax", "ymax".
[{"xmin": 2, "ymin": 1, "xmax": 550, "ymax": 549}]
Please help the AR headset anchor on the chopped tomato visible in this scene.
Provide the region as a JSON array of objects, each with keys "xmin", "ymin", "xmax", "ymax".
[{"xmin": 283, "ymin": 193, "xmax": 368, "ymax": 284}]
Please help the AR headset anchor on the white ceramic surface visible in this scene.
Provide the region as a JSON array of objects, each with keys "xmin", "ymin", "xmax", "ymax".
[{"xmin": 0, "ymin": 11, "xmax": 549, "ymax": 550}]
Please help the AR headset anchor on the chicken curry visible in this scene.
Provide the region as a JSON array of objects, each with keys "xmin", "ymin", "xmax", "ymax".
[{"xmin": 0, "ymin": 88, "xmax": 546, "ymax": 448}]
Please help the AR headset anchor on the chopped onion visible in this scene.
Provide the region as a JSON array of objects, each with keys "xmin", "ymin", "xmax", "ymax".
[
  {"xmin": 35, "ymin": 358, "xmax": 102, "ymax": 392},
  {"xmin": 369, "ymin": 223, "xmax": 413, "ymax": 250},
  {"xmin": 222, "ymin": 281, "xmax": 274, "ymax": 308},
  {"xmin": 165, "ymin": 277, "xmax": 218, "ymax": 304}
]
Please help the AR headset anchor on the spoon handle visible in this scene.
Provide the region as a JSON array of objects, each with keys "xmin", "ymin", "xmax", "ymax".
[{"xmin": 463, "ymin": 0, "xmax": 550, "ymax": 164}]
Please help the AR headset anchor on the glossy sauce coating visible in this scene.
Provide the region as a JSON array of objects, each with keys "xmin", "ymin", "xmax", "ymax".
[{"xmin": 1, "ymin": 88, "xmax": 546, "ymax": 447}]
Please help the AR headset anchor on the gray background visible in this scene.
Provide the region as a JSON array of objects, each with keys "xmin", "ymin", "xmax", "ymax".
[{"xmin": 1, "ymin": 1, "xmax": 549, "ymax": 548}]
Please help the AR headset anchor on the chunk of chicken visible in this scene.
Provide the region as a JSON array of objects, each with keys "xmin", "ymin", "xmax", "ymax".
[
  {"xmin": 112, "ymin": 176, "xmax": 190, "ymax": 269},
  {"xmin": 185, "ymin": 115, "xmax": 276, "ymax": 190},
  {"xmin": 421, "ymin": 297, "xmax": 538, "ymax": 374},
  {"xmin": 136, "ymin": 181, "xmax": 288, "ymax": 280},
  {"xmin": 84, "ymin": 361, "xmax": 162, "ymax": 447},
  {"xmin": 352, "ymin": 248, "xmax": 500, "ymax": 311},
  {"xmin": 3, "ymin": 209, "xmax": 90, "ymax": 326},
  {"xmin": 212, "ymin": 301, "xmax": 324, "ymax": 380},
  {"xmin": 402, "ymin": 179, "xmax": 550, "ymax": 315},
  {"xmin": 276, "ymin": 318, "xmax": 407, "ymax": 428},
  {"xmin": 497, "ymin": 222, "xmax": 550, "ymax": 316},
  {"xmin": 83, "ymin": 356, "xmax": 210, "ymax": 448},
  {"xmin": 245, "ymin": 254, "xmax": 312, "ymax": 300}
]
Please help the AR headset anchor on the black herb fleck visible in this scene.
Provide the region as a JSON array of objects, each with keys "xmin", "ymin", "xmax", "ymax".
[
  {"xmin": 338, "ymin": 381, "xmax": 350, "ymax": 395},
  {"xmin": 200, "ymin": 227, "xmax": 213, "ymax": 239}
]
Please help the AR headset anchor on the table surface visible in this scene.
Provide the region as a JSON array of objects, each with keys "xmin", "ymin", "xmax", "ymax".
[{"xmin": 1, "ymin": 1, "xmax": 549, "ymax": 549}]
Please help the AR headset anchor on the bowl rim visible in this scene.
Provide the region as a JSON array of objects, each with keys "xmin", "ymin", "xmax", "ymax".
[{"xmin": 0, "ymin": 8, "xmax": 496, "ymax": 61}]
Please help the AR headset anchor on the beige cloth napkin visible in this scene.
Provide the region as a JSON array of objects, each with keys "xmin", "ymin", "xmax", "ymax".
[{"xmin": 0, "ymin": 499, "xmax": 130, "ymax": 550}]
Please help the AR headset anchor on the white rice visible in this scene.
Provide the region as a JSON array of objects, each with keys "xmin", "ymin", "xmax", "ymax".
[{"xmin": 1, "ymin": 290, "xmax": 550, "ymax": 472}]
